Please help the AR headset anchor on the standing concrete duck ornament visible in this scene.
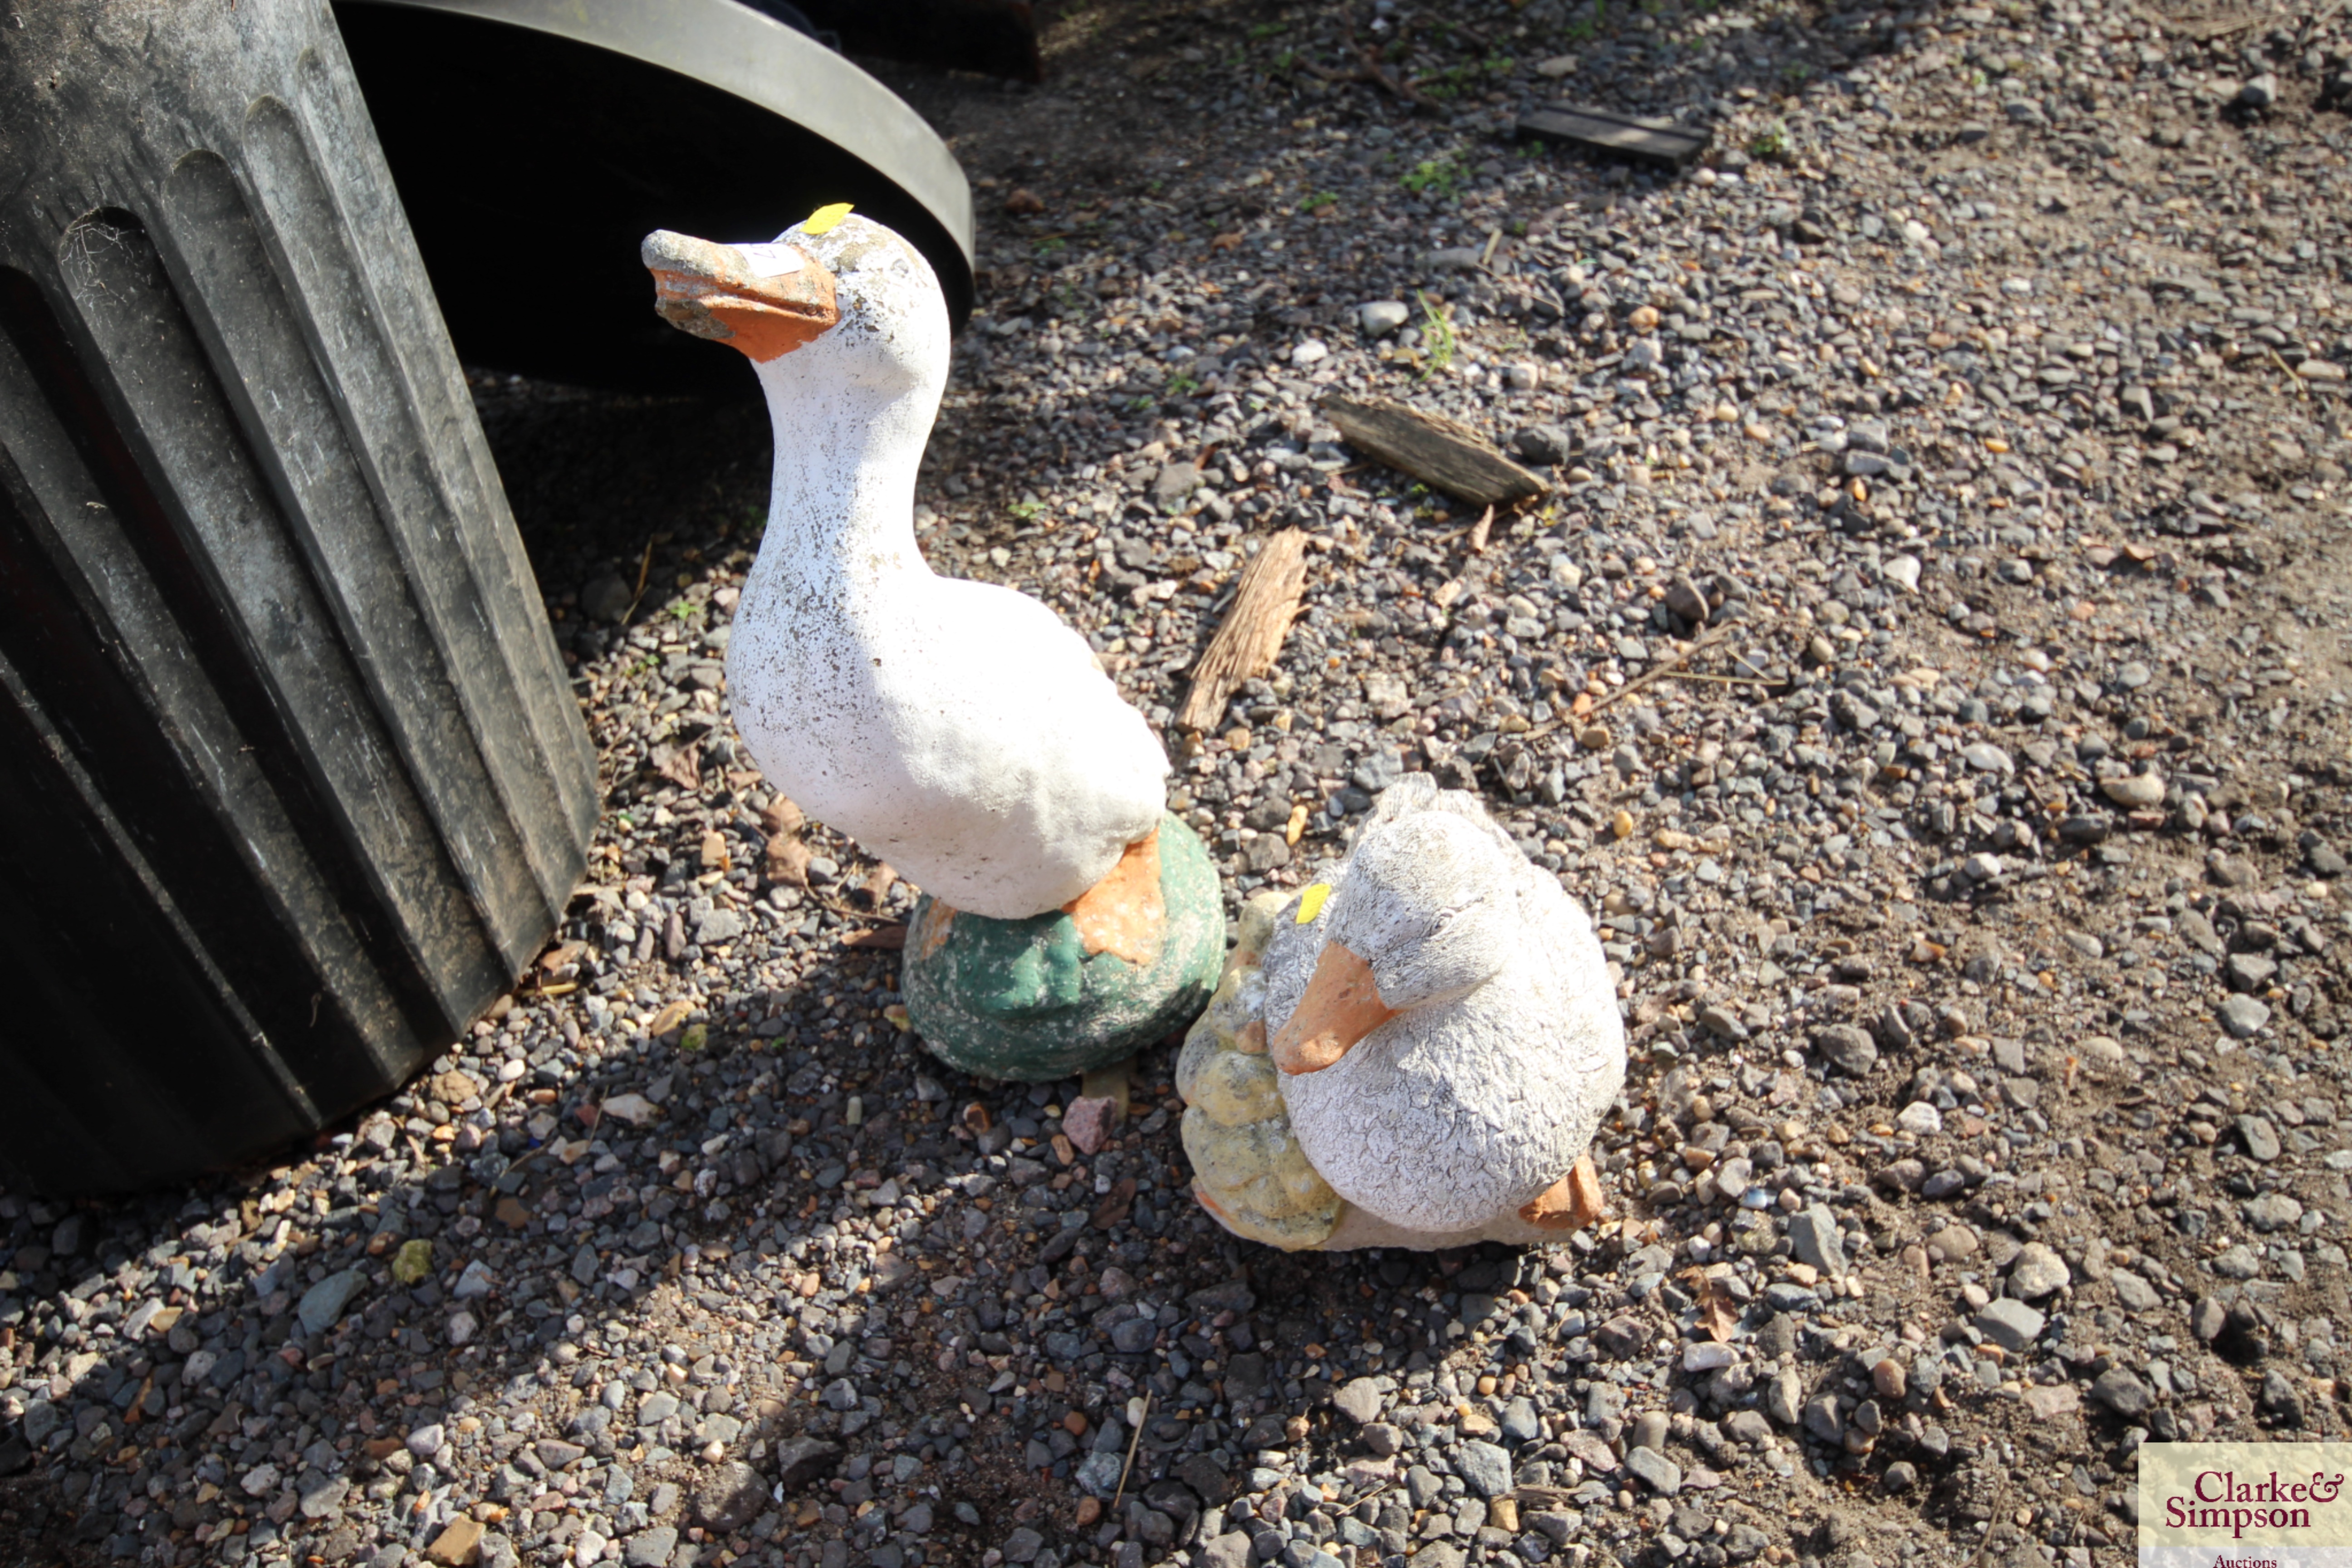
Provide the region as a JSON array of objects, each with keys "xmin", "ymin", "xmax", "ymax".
[
  {"xmin": 643, "ymin": 207, "xmax": 1222, "ymax": 1078},
  {"xmin": 1179, "ymin": 776, "xmax": 1624, "ymax": 1249}
]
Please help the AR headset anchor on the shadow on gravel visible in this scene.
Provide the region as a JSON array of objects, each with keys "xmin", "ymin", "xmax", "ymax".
[
  {"xmin": 0, "ymin": 1036, "xmax": 794, "ymax": 1566},
  {"xmin": 0, "ymin": 984, "xmax": 1568, "ymax": 1568}
]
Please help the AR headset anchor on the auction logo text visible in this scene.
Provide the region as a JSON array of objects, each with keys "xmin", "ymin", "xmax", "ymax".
[{"xmin": 2165, "ymin": 1472, "xmax": 2347, "ymax": 1538}]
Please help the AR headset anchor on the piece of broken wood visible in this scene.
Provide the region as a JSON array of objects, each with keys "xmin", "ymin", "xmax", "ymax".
[
  {"xmin": 1321, "ymin": 396, "xmax": 1547, "ymax": 508},
  {"xmin": 1515, "ymin": 103, "xmax": 1714, "ymax": 172},
  {"xmin": 1178, "ymin": 527, "xmax": 1308, "ymax": 731},
  {"xmin": 1466, "ymin": 505, "xmax": 1493, "ymax": 554}
]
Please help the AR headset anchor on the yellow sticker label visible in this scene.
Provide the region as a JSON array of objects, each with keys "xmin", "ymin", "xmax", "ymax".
[
  {"xmin": 802, "ymin": 203, "xmax": 854, "ymax": 235},
  {"xmin": 1296, "ymin": 883, "xmax": 1332, "ymax": 924}
]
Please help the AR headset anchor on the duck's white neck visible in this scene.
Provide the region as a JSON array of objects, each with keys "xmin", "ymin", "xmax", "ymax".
[{"xmin": 750, "ymin": 336, "xmax": 941, "ymax": 590}]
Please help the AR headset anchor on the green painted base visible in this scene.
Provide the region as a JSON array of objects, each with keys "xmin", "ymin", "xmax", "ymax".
[{"xmin": 902, "ymin": 813, "xmax": 1226, "ymax": 1082}]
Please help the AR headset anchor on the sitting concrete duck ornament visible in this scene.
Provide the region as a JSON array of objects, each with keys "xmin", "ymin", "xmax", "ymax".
[
  {"xmin": 643, "ymin": 207, "xmax": 1221, "ymax": 1078},
  {"xmin": 1179, "ymin": 776, "xmax": 1623, "ymax": 1249}
]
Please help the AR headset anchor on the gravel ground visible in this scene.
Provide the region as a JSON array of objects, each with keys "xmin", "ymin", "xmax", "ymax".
[{"xmin": 9, "ymin": 2, "xmax": 2352, "ymax": 1568}]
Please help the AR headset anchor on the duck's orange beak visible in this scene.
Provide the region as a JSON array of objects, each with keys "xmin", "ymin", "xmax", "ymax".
[
  {"xmin": 1270, "ymin": 941, "xmax": 1397, "ymax": 1074},
  {"xmin": 643, "ymin": 230, "xmax": 838, "ymax": 363}
]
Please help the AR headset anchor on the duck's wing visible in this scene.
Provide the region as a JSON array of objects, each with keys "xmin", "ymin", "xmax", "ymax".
[
  {"xmin": 900, "ymin": 572, "xmax": 1169, "ymax": 829},
  {"xmin": 925, "ymin": 574, "xmax": 1114, "ymax": 681},
  {"xmin": 916, "ymin": 574, "xmax": 1161, "ymax": 745},
  {"xmin": 1520, "ymin": 875, "xmax": 1625, "ymax": 1074}
]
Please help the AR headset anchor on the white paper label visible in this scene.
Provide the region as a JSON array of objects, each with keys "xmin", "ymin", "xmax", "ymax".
[{"xmin": 734, "ymin": 244, "xmax": 803, "ymax": 279}]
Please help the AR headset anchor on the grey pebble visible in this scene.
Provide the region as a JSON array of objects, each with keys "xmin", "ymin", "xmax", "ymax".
[
  {"xmin": 1454, "ymin": 1441, "xmax": 1514, "ymax": 1499},
  {"xmin": 1626, "ymin": 1446, "xmax": 1682, "ymax": 1496},
  {"xmin": 1788, "ymin": 1205, "xmax": 1849, "ymax": 1275},
  {"xmin": 1812, "ymin": 1025, "xmax": 1878, "ymax": 1077},
  {"xmin": 1975, "ymin": 1299, "xmax": 2047, "ymax": 1352},
  {"xmin": 624, "ymin": 1527, "xmax": 679, "ymax": 1568},
  {"xmin": 2091, "ymin": 1368, "xmax": 2153, "ymax": 1419},
  {"xmin": 2218, "ymin": 995, "xmax": 2272, "ymax": 1040},
  {"xmin": 295, "ymin": 1267, "xmax": 368, "ymax": 1335},
  {"xmin": 2007, "ymin": 1243, "xmax": 2070, "ymax": 1300},
  {"xmin": 2237, "ymin": 1114, "xmax": 2283, "ymax": 1161}
]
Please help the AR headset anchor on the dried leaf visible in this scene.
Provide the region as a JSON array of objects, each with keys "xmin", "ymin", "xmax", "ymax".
[
  {"xmin": 766, "ymin": 835, "xmax": 811, "ymax": 886},
  {"xmin": 431, "ymin": 1069, "xmax": 481, "ymax": 1105},
  {"xmin": 649, "ymin": 744, "xmax": 701, "ymax": 791},
  {"xmin": 1684, "ymin": 1266, "xmax": 1740, "ymax": 1343},
  {"xmin": 854, "ymin": 863, "xmax": 899, "ymax": 910}
]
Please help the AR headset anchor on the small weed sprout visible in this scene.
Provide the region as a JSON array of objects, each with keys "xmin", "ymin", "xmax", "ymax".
[
  {"xmin": 1414, "ymin": 290, "xmax": 1456, "ymax": 380},
  {"xmin": 1401, "ymin": 154, "xmax": 1466, "ymax": 197}
]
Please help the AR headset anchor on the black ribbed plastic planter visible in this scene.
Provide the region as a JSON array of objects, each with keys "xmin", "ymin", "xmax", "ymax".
[{"xmin": 0, "ymin": 0, "xmax": 600, "ymax": 1193}]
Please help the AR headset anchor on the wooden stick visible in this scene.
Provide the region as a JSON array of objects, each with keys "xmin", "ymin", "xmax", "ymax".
[
  {"xmin": 1302, "ymin": 16, "xmax": 1439, "ymax": 109},
  {"xmin": 622, "ymin": 538, "xmax": 657, "ymax": 624},
  {"xmin": 1178, "ymin": 528, "xmax": 1308, "ymax": 730},
  {"xmin": 1112, "ymin": 1389, "xmax": 1153, "ymax": 1512},
  {"xmin": 2268, "ymin": 347, "xmax": 2311, "ymax": 399},
  {"xmin": 1524, "ymin": 625, "xmax": 1730, "ymax": 741},
  {"xmin": 1589, "ymin": 623, "xmax": 1745, "ymax": 714},
  {"xmin": 1522, "ymin": 619, "xmax": 1772, "ymax": 745}
]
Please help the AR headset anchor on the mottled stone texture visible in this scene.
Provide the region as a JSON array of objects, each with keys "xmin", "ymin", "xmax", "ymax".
[{"xmin": 905, "ymin": 813, "xmax": 1223, "ymax": 1079}]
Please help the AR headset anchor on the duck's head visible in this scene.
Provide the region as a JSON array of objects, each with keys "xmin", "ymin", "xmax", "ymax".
[
  {"xmin": 1270, "ymin": 810, "xmax": 1522, "ymax": 1075},
  {"xmin": 642, "ymin": 206, "xmax": 946, "ymax": 397}
]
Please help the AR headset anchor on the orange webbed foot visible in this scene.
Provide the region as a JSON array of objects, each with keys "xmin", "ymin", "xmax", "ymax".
[{"xmin": 1519, "ymin": 1152, "xmax": 1607, "ymax": 1231}]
